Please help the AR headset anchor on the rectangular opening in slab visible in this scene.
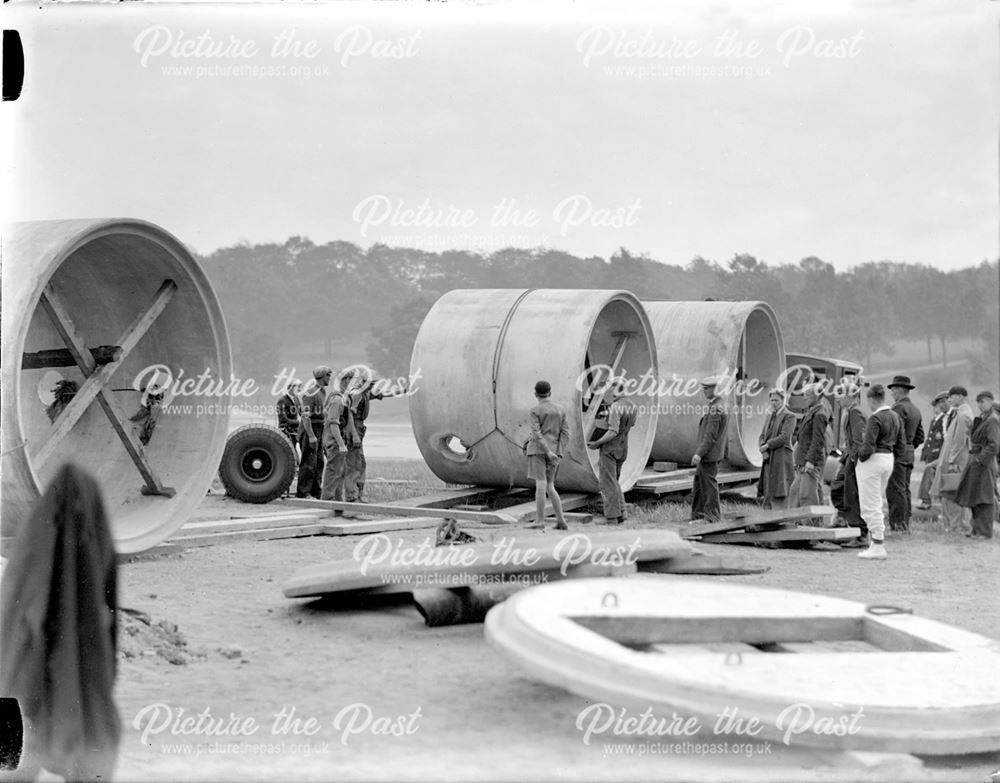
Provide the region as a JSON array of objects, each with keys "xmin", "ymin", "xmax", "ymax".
[{"xmin": 574, "ymin": 615, "xmax": 949, "ymax": 652}]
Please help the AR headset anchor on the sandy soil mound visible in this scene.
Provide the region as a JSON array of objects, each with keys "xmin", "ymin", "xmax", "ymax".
[{"xmin": 118, "ymin": 608, "xmax": 208, "ymax": 666}]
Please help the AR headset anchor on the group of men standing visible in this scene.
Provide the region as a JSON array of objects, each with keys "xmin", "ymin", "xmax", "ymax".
[
  {"xmin": 757, "ymin": 374, "xmax": 999, "ymax": 558},
  {"xmin": 757, "ymin": 375, "xmax": 926, "ymax": 559},
  {"xmin": 277, "ymin": 366, "xmax": 386, "ymax": 504}
]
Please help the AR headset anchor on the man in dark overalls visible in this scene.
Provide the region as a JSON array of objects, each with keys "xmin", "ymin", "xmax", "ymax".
[{"xmin": 296, "ymin": 366, "xmax": 331, "ymax": 499}]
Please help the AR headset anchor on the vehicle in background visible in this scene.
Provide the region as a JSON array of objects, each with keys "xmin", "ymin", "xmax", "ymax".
[{"xmin": 784, "ymin": 353, "xmax": 865, "ymax": 483}]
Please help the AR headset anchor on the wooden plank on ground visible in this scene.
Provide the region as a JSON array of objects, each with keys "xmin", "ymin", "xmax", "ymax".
[
  {"xmin": 698, "ymin": 526, "xmax": 860, "ymax": 545},
  {"xmin": 683, "ymin": 505, "xmax": 836, "ymax": 538},
  {"xmin": 323, "ymin": 517, "xmax": 442, "ymax": 536},
  {"xmin": 180, "ymin": 513, "xmax": 322, "ymax": 536},
  {"xmin": 385, "ymin": 487, "xmax": 511, "ymax": 509},
  {"xmin": 282, "ymin": 497, "xmax": 518, "ymax": 524},
  {"xmin": 638, "ymin": 553, "xmax": 771, "ymax": 576},
  {"xmin": 284, "ymin": 529, "xmax": 690, "ymax": 598},
  {"xmin": 633, "ymin": 469, "xmax": 758, "ymax": 495},
  {"xmin": 170, "ymin": 523, "xmax": 328, "ymax": 547},
  {"xmin": 723, "ymin": 504, "xmax": 836, "ymax": 522},
  {"xmin": 635, "ymin": 467, "xmax": 695, "ymax": 485},
  {"xmin": 229, "ymin": 509, "xmax": 326, "ymax": 520}
]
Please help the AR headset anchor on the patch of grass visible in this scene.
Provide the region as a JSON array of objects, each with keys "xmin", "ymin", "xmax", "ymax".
[
  {"xmin": 361, "ymin": 458, "xmax": 451, "ymax": 503},
  {"xmin": 625, "ymin": 497, "xmax": 760, "ymax": 529}
]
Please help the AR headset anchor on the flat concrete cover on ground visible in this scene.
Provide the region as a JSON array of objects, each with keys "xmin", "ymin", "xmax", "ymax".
[
  {"xmin": 484, "ymin": 576, "xmax": 1000, "ymax": 755},
  {"xmin": 283, "ymin": 530, "xmax": 690, "ymax": 598}
]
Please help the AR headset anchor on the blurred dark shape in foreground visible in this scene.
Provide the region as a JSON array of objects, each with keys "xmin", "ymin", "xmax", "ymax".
[{"xmin": 1, "ymin": 463, "xmax": 120, "ymax": 781}]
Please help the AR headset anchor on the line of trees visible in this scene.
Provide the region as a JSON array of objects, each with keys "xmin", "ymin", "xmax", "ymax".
[{"xmin": 198, "ymin": 240, "xmax": 999, "ymax": 389}]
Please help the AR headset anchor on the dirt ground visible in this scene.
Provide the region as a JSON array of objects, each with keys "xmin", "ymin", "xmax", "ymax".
[{"xmin": 111, "ymin": 478, "xmax": 1000, "ymax": 783}]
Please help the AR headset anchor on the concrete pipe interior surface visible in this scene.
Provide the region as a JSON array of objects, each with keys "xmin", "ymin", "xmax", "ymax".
[
  {"xmin": 409, "ymin": 289, "xmax": 658, "ymax": 494},
  {"xmin": 643, "ymin": 300, "xmax": 784, "ymax": 469},
  {"xmin": 1, "ymin": 219, "xmax": 232, "ymax": 553}
]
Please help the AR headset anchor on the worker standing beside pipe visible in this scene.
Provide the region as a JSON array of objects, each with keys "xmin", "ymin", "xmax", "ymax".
[
  {"xmin": 297, "ymin": 366, "xmax": 331, "ymax": 499},
  {"xmin": 690, "ymin": 378, "xmax": 729, "ymax": 524},
  {"xmin": 320, "ymin": 372, "xmax": 354, "ymax": 504},
  {"xmin": 525, "ymin": 380, "xmax": 569, "ymax": 531},
  {"xmin": 587, "ymin": 379, "xmax": 637, "ymax": 525}
]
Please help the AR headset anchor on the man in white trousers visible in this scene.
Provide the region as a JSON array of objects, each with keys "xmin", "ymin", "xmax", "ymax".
[{"xmin": 855, "ymin": 384, "xmax": 906, "ymax": 560}]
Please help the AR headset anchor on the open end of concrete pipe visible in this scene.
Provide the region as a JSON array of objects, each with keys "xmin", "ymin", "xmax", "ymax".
[
  {"xmin": 1, "ymin": 219, "xmax": 232, "ymax": 553},
  {"xmin": 408, "ymin": 289, "xmax": 658, "ymax": 493},
  {"xmin": 643, "ymin": 300, "xmax": 784, "ymax": 469}
]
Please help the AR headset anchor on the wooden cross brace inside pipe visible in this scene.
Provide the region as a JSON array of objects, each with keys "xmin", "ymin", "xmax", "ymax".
[
  {"xmin": 29, "ymin": 280, "xmax": 178, "ymax": 497},
  {"xmin": 583, "ymin": 330, "xmax": 633, "ymax": 440}
]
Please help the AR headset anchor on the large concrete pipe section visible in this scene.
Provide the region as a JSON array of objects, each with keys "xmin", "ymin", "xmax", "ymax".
[
  {"xmin": 644, "ymin": 300, "xmax": 784, "ymax": 469},
  {"xmin": 1, "ymin": 219, "xmax": 232, "ymax": 553},
  {"xmin": 409, "ymin": 289, "xmax": 658, "ymax": 493}
]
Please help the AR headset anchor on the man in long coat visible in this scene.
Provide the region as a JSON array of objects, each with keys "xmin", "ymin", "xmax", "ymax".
[
  {"xmin": 955, "ymin": 390, "xmax": 1000, "ymax": 539},
  {"xmin": 758, "ymin": 388, "xmax": 795, "ymax": 509},
  {"xmin": 931, "ymin": 385, "xmax": 975, "ymax": 530},
  {"xmin": 916, "ymin": 391, "xmax": 949, "ymax": 510},
  {"xmin": 691, "ymin": 377, "xmax": 729, "ymax": 524},
  {"xmin": 789, "ymin": 383, "xmax": 828, "ymax": 510}
]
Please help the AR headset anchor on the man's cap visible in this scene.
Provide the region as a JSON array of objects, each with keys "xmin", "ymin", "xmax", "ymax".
[
  {"xmin": 700, "ymin": 376, "xmax": 719, "ymax": 388},
  {"xmin": 948, "ymin": 385, "xmax": 968, "ymax": 397},
  {"xmin": 976, "ymin": 389, "xmax": 995, "ymax": 402},
  {"xmin": 767, "ymin": 387, "xmax": 785, "ymax": 398},
  {"xmin": 312, "ymin": 365, "xmax": 333, "ymax": 379},
  {"xmin": 887, "ymin": 375, "xmax": 915, "ymax": 390},
  {"xmin": 932, "ymin": 390, "xmax": 949, "ymax": 405},
  {"xmin": 534, "ymin": 380, "xmax": 551, "ymax": 396}
]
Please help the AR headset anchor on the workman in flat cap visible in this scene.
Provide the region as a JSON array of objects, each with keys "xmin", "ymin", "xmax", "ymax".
[{"xmin": 691, "ymin": 376, "xmax": 729, "ymax": 524}]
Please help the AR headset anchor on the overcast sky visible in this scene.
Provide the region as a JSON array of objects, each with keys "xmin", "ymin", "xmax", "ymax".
[{"xmin": 4, "ymin": 0, "xmax": 998, "ymax": 271}]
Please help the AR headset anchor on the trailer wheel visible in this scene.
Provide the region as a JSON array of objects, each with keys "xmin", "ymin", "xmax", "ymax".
[{"xmin": 218, "ymin": 424, "xmax": 296, "ymax": 503}]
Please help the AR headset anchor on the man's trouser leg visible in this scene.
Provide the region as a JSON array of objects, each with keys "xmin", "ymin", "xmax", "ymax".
[
  {"xmin": 918, "ymin": 465, "xmax": 936, "ymax": 505},
  {"xmin": 904, "ymin": 463, "xmax": 914, "ymax": 521},
  {"xmin": 297, "ymin": 422, "xmax": 324, "ymax": 498},
  {"xmin": 830, "ymin": 464, "xmax": 847, "ymax": 521},
  {"xmin": 886, "ymin": 460, "xmax": 909, "ymax": 531},
  {"xmin": 357, "ymin": 444, "xmax": 367, "ymax": 500},
  {"xmin": 971, "ymin": 502, "xmax": 995, "ymax": 538},
  {"xmin": 321, "ymin": 447, "xmax": 347, "ymax": 501},
  {"xmin": 344, "ymin": 445, "xmax": 363, "ymax": 502},
  {"xmin": 788, "ymin": 470, "xmax": 805, "ymax": 508},
  {"xmin": 856, "ymin": 453, "xmax": 892, "ymax": 542},
  {"xmin": 843, "ymin": 458, "xmax": 866, "ymax": 535},
  {"xmin": 614, "ymin": 455, "xmax": 627, "ymax": 520},
  {"xmin": 769, "ymin": 493, "xmax": 790, "ymax": 510},
  {"xmin": 694, "ymin": 461, "xmax": 720, "ymax": 523},
  {"xmin": 940, "ymin": 492, "xmax": 970, "ymax": 530},
  {"xmin": 599, "ymin": 451, "xmax": 624, "ymax": 520},
  {"xmin": 691, "ymin": 463, "xmax": 706, "ymax": 520}
]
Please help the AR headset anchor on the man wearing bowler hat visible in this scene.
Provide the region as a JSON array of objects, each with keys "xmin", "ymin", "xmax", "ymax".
[
  {"xmin": 690, "ymin": 376, "xmax": 729, "ymax": 524},
  {"xmin": 886, "ymin": 375, "xmax": 924, "ymax": 532}
]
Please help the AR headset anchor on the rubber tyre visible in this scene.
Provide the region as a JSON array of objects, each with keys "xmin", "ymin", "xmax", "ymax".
[{"xmin": 218, "ymin": 424, "xmax": 296, "ymax": 503}]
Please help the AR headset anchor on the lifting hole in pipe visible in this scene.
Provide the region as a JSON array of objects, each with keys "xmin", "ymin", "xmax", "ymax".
[{"xmin": 437, "ymin": 434, "xmax": 473, "ymax": 463}]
